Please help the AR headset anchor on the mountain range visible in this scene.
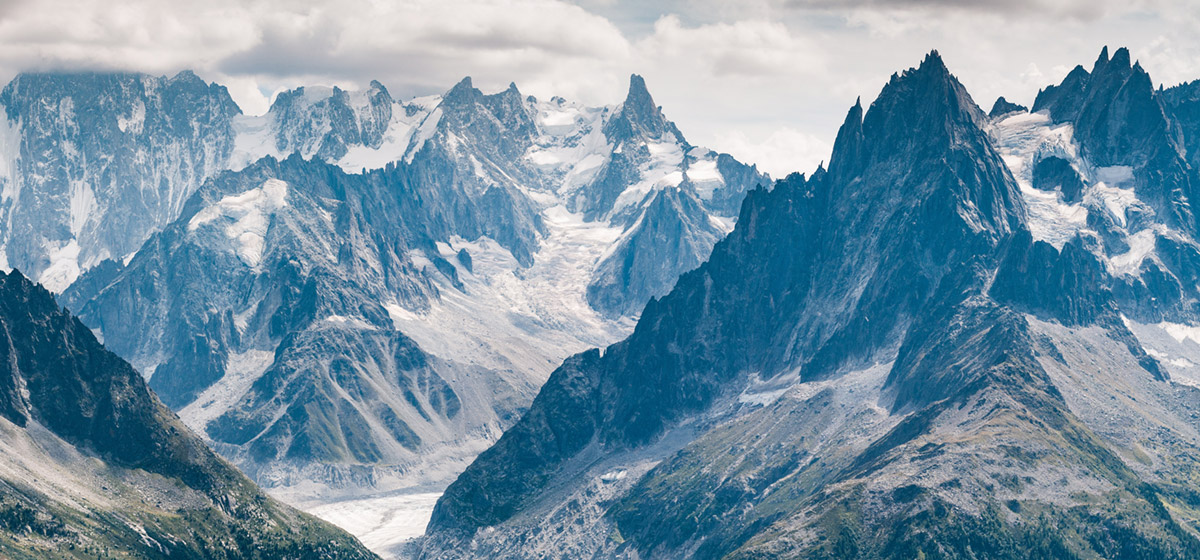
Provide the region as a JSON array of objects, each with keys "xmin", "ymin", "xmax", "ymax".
[
  {"xmin": 0, "ymin": 68, "xmax": 769, "ymax": 509},
  {"xmin": 415, "ymin": 48, "xmax": 1200, "ymax": 559},
  {"xmin": 4, "ymin": 42, "xmax": 1200, "ymax": 560}
]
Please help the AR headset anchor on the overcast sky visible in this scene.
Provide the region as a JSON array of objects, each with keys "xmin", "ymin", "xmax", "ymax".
[{"xmin": 0, "ymin": 0, "xmax": 1196, "ymax": 177}]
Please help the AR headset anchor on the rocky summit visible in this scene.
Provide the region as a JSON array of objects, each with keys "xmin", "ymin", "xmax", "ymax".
[{"xmin": 416, "ymin": 49, "xmax": 1200, "ymax": 560}]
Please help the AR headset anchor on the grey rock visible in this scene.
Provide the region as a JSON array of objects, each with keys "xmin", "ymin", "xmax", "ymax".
[{"xmin": 0, "ymin": 71, "xmax": 240, "ymax": 289}]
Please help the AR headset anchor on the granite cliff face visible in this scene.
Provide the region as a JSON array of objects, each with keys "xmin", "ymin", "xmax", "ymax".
[
  {"xmin": 1163, "ymin": 78, "xmax": 1200, "ymax": 178},
  {"xmin": 0, "ymin": 269, "xmax": 376, "ymax": 559},
  {"xmin": 417, "ymin": 50, "xmax": 1200, "ymax": 560},
  {"xmin": 267, "ymin": 82, "xmax": 395, "ymax": 162},
  {"xmin": 0, "ymin": 72, "xmax": 240, "ymax": 291}
]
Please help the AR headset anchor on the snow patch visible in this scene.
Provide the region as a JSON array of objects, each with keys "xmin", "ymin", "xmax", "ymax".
[
  {"xmin": 38, "ymin": 239, "xmax": 81, "ymax": 293},
  {"xmin": 385, "ymin": 303, "xmax": 422, "ymax": 325},
  {"xmin": 188, "ymin": 178, "xmax": 288, "ymax": 267},
  {"xmin": 737, "ymin": 386, "xmax": 789, "ymax": 406},
  {"xmin": 322, "ymin": 314, "xmax": 377, "ymax": 330},
  {"xmin": 1160, "ymin": 322, "xmax": 1200, "ymax": 346},
  {"xmin": 116, "ymin": 99, "xmax": 146, "ymax": 135},
  {"xmin": 1123, "ymin": 317, "xmax": 1200, "ymax": 388},
  {"xmin": 338, "ymin": 102, "xmax": 432, "ymax": 173},
  {"xmin": 68, "ymin": 180, "xmax": 96, "ymax": 238},
  {"xmin": 599, "ymin": 469, "xmax": 627, "ymax": 483},
  {"xmin": 687, "ymin": 157, "xmax": 724, "ymax": 200},
  {"xmin": 1107, "ymin": 229, "xmax": 1157, "ymax": 276},
  {"xmin": 404, "ymin": 108, "xmax": 442, "ymax": 164}
]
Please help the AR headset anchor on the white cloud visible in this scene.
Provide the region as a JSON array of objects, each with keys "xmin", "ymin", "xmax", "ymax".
[
  {"xmin": 711, "ymin": 126, "xmax": 831, "ymax": 179},
  {"xmin": 636, "ymin": 15, "xmax": 823, "ymax": 78},
  {"xmin": 0, "ymin": 0, "xmax": 635, "ymax": 110},
  {"xmin": 0, "ymin": 0, "xmax": 259, "ymax": 73},
  {"xmin": 0, "ymin": 0, "xmax": 1195, "ymax": 176}
]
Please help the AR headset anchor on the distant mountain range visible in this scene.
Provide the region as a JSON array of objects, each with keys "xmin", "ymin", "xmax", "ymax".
[
  {"xmin": 414, "ymin": 49, "xmax": 1200, "ymax": 559},
  {"xmin": 0, "ymin": 68, "xmax": 766, "ymax": 503}
]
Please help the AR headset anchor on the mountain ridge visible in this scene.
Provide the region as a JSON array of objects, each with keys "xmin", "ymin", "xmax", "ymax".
[{"xmin": 416, "ymin": 48, "xmax": 1200, "ymax": 560}]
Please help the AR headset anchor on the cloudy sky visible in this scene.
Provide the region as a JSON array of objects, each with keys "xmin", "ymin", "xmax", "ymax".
[{"xmin": 0, "ymin": 0, "xmax": 1196, "ymax": 177}]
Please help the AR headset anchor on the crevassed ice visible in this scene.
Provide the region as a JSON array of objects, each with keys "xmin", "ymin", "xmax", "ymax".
[{"xmin": 990, "ymin": 112, "xmax": 1089, "ymax": 249}]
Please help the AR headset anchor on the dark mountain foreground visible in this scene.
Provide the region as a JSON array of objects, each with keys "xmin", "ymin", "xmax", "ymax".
[{"xmin": 0, "ymin": 269, "xmax": 376, "ymax": 559}]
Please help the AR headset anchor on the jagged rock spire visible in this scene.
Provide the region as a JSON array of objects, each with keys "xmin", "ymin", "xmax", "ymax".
[
  {"xmin": 603, "ymin": 74, "xmax": 681, "ymax": 143},
  {"xmin": 1094, "ymin": 45, "xmax": 1110, "ymax": 71},
  {"xmin": 442, "ymin": 76, "xmax": 478, "ymax": 106},
  {"xmin": 989, "ymin": 96, "xmax": 1028, "ymax": 118},
  {"xmin": 1033, "ymin": 46, "xmax": 1194, "ymax": 229},
  {"xmin": 827, "ymin": 96, "xmax": 864, "ymax": 183}
]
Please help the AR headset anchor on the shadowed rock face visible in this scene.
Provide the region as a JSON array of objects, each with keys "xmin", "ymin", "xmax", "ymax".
[
  {"xmin": 0, "ymin": 269, "xmax": 377, "ymax": 559},
  {"xmin": 417, "ymin": 50, "xmax": 1200, "ymax": 560},
  {"xmin": 1031, "ymin": 156, "xmax": 1085, "ymax": 203},
  {"xmin": 989, "ymin": 96, "xmax": 1028, "ymax": 118},
  {"xmin": 585, "ymin": 186, "xmax": 725, "ymax": 318},
  {"xmin": 1164, "ymin": 78, "xmax": 1200, "ymax": 171}
]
